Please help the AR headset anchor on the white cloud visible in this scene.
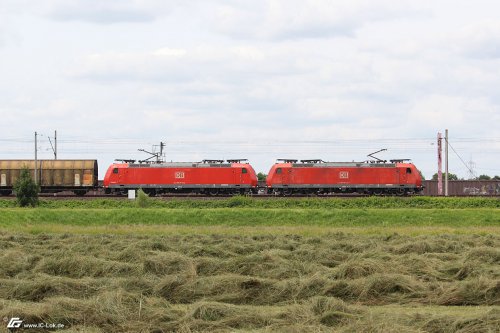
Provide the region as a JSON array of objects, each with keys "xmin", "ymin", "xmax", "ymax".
[
  {"xmin": 453, "ymin": 20, "xmax": 500, "ymax": 59},
  {"xmin": 65, "ymin": 38, "xmax": 500, "ymax": 146},
  {"xmin": 70, "ymin": 45, "xmax": 308, "ymax": 84},
  {"xmin": 210, "ymin": 0, "xmax": 428, "ymax": 40},
  {"xmin": 44, "ymin": 0, "xmax": 181, "ymax": 24},
  {"xmin": 408, "ymin": 95, "xmax": 499, "ymax": 137},
  {"xmin": 2, "ymin": 0, "xmax": 500, "ymax": 178}
]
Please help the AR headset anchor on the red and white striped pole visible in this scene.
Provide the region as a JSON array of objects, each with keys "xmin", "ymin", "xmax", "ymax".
[{"xmin": 437, "ymin": 132, "xmax": 442, "ymax": 196}]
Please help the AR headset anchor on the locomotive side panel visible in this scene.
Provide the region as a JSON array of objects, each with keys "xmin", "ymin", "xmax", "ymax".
[
  {"xmin": 111, "ymin": 166, "xmax": 249, "ymax": 187},
  {"xmin": 267, "ymin": 162, "xmax": 423, "ymax": 194},
  {"xmin": 269, "ymin": 165, "xmax": 400, "ymax": 187},
  {"xmin": 104, "ymin": 162, "xmax": 258, "ymax": 194},
  {"xmin": 334, "ymin": 166, "xmax": 398, "ymax": 186}
]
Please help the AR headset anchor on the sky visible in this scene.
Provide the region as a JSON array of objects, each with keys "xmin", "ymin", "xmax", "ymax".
[{"xmin": 1, "ymin": 0, "xmax": 499, "ymax": 179}]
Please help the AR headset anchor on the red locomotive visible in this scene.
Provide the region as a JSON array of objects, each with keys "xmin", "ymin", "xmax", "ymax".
[
  {"xmin": 2, "ymin": 141, "xmax": 426, "ymax": 196},
  {"xmin": 266, "ymin": 157, "xmax": 423, "ymax": 196},
  {"xmin": 103, "ymin": 159, "xmax": 258, "ymax": 195}
]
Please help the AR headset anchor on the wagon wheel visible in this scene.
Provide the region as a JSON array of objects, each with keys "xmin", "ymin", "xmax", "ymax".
[
  {"xmin": 208, "ymin": 188, "xmax": 219, "ymax": 196},
  {"xmin": 283, "ymin": 188, "xmax": 292, "ymax": 196},
  {"xmin": 396, "ymin": 188, "xmax": 406, "ymax": 196},
  {"xmin": 145, "ymin": 189, "xmax": 157, "ymax": 197},
  {"xmin": 231, "ymin": 188, "xmax": 243, "ymax": 196}
]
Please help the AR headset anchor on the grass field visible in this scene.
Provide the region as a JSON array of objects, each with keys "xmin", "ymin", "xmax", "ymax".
[
  {"xmin": 0, "ymin": 197, "xmax": 498, "ymax": 332},
  {"xmin": 1, "ymin": 196, "xmax": 500, "ymax": 209},
  {"xmin": 1, "ymin": 208, "xmax": 499, "ymax": 237}
]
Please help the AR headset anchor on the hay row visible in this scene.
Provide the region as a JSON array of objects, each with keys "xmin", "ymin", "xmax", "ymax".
[{"xmin": 0, "ymin": 233, "xmax": 498, "ymax": 332}]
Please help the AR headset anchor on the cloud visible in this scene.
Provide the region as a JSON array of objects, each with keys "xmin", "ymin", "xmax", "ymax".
[
  {"xmin": 69, "ymin": 45, "xmax": 309, "ymax": 84},
  {"xmin": 2, "ymin": 0, "xmax": 500, "ymax": 178},
  {"xmin": 210, "ymin": 0, "xmax": 428, "ymax": 40},
  {"xmin": 407, "ymin": 95, "xmax": 500, "ymax": 139},
  {"xmin": 66, "ymin": 38, "xmax": 500, "ymax": 144},
  {"xmin": 0, "ymin": 3, "xmax": 17, "ymax": 47},
  {"xmin": 454, "ymin": 20, "xmax": 500, "ymax": 59},
  {"xmin": 45, "ymin": 0, "xmax": 180, "ymax": 24}
]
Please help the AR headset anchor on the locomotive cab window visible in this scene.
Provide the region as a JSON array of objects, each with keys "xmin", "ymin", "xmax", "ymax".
[
  {"xmin": 406, "ymin": 168, "xmax": 412, "ymax": 174},
  {"xmin": 276, "ymin": 168, "xmax": 282, "ymax": 174},
  {"xmin": 113, "ymin": 168, "xmax": 119, "ymax": 174},
  {"xmin": 242, "ymin": 168, "xmax": 248, "ymax": 174}
]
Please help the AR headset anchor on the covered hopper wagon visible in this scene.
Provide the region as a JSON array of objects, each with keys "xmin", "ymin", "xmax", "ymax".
[{"xmin": 0, "ymin": 160, "xmax": 98, "ymax": 196}]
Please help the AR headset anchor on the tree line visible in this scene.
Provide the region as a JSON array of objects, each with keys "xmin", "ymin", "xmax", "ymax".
[{"xmin": 430, "ymin": 173, "xmax": 500, "ymax": 181}]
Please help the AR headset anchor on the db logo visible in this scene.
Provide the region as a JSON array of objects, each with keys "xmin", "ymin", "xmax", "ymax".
[
  {"xmin": 339, "ymin": 171, "xmax": 349, "ymax": 179},
  {"xmin": 175, "ymin": 172, "xmax": 185, "ymax": 179},
  {"xmin": 7, "ymin": 317, "xmax": 23, "ymax": 328}
]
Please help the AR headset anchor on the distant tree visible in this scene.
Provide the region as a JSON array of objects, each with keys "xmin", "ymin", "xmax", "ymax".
[
  {"xmin": 431, "ymin": 173, "xmax": 458, "ymax": 181},
  {"xmin": 257, "ymin": 172, "xmax": 267, "ymax": 182},
  {"xmin": 478, "ymin": 174, "xmax": 491, "ymax": 180},
  {"xmin": 13, "ymin": 167, "xmax": 39, "ymax": 207},
  {"xmin": 493, "ymin": 175, "xmax": 500, "ymax": 180}
]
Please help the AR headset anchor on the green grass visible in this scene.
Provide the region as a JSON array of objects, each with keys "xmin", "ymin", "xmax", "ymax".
[
  {"xmin": 1, "ymin": 196, "xmax": 499, "ymax": 209},
  {"xmin": 0, "ymin": 207, "xmax": 498, "ymax": 236},
  {"xmin": 0, "ymin": 208, "xmax": 499, "ymax": 227}
]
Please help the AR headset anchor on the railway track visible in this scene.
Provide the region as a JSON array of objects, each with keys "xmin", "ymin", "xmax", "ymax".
[
  {"xmin": 1, "ymin": 193, "xmax": 499, "ymax": 200},
  {"xmin": 6, "ymin": 193, "xmax": 370, "ymax": 199}
]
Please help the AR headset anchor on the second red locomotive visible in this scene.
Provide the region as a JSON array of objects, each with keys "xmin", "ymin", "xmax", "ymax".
[
  {"xmin": 266, "ymin": 159, "xmax": 423, "ymax": 195},
  {"xmin": 103, "ymin": 159, "xmax": 258, "ymax": 195}
]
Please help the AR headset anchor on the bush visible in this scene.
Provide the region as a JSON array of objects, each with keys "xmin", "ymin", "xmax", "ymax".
[
  {"xmin": 136, "ymin": 189, "xmax": 151, "ymax": 208},
  {"xmin": 227, "ymin": 195, "xmax": 252, "ymax": 207},
  {"xmin": 13, "ymin": 167, "xmax": 39, "ymax": 207}
]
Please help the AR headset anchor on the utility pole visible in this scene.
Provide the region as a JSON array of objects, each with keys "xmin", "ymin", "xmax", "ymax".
[
  {"xmin": 437, "ymin": 132, "xmax": 442, "ymax": 196},
  {"xmin": 34, "ymin": 131, "xmax": 38, "ymax": 185},
  {"xmin": 467, "ymin": 159, "xmax": 476, "ymax": 180},
  {"xmin": 445, "ymin": 129, "xmax": 448, "ymax": 196},
  {"xmin": 48, "ymin": 130, "xmax": 58, "ymax": 160}
]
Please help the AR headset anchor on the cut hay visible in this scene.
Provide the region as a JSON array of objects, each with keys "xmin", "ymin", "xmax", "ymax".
[{"xmin": 0, "ymin": 232, "xmax": 498, "ymax": 332}]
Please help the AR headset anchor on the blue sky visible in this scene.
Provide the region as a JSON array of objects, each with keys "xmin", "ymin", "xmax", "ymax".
[{"xmin": 1, "ymin": 0, "xmax": 499, "ymax": 178}]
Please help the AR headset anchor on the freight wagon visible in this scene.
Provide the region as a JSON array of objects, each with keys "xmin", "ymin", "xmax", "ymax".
[
  {"xmin": 0, "ymin": 160, "xmax": 98, "ymax": 196},
  {"xmin": 422, "ymin": 180, "xmax": 500, "ymax": 196}
]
